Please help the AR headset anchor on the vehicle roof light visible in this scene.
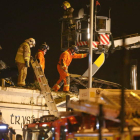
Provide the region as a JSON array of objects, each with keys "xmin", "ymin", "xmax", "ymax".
[
  {"xmin": 68, "ymin": 116, "xmax": 77, "ymax": 124},
  {"xmin": 42, "ymin": 124, "xmax": 47, "ymax": 127},
  {"xmin": 64, "ymin": 128, "xmax": 68, "ymax": 132},
  {"xmin": 24, "ymin": 125, "xmax": 28, "ymax": 129},
  {"xmin": 0, "ymin": 125, "xmax": 7, "ymax": 129},
  {"xmin": 35, "ymin": 125, "xmax": 38, "ymax": 129}
]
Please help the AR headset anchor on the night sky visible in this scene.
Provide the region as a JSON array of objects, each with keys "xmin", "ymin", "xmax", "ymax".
[{"xmin": 0, "ymin": 0, "xmax": 140, "ymax": 88}]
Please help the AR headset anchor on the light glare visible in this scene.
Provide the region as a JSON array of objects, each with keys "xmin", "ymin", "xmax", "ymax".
[{"xmin": 0, "ymin": 126, "xmax": 7, "ymax": 129}]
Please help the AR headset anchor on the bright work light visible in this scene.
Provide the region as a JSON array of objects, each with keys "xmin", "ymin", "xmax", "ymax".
[{"xmin": 0, "ymin": 125, "xmax": 7, "ymax": 129}]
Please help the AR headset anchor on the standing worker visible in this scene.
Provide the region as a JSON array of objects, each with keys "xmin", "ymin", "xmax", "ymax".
[
  {"xmin": 61, "ymin": 1, "xmax": 76, "ymax": 43},
  {"xmin": 61, "ymin": 1, "xmax": 75, "ymax": 29},
  {"xmin": 52, "ymin": 45, "xmax": 88, "ymax": 93},
  {"xmin": 62, "ymin": 1, "xmax": 74, "ymax": 20},
  {"xmin": 15, "ymin": 38, "xmax": 36, "ymax": 87},
  {"xmin": 35, "ymin": 42, "xmax": 49, "ymax": 72}
]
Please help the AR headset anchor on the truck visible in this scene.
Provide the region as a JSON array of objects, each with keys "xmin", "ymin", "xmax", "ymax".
[
  {"xmin": 1, "ymin": 0, "xmax": 140, "ymax": 139},
  {"xmin": 22, "ymin": 115, "xmax": 55, "ymax": 140},
  {"xmin": 22, "ymin": 88, "xmax": 140, "ymax": 140}
]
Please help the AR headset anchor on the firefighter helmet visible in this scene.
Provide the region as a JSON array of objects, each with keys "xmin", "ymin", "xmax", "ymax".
[
  {"xmin": 40, "ymin": 42, "xmax": 49, "ymax": 51},
  {"xmin": 70, "ymin": 45, "xmax": 79, "ymax": 53},
  {"xmin": 62, "ymin": 1, "xmax": 71, "ymax": 9},
  {"xmin": 25, "ymin": 38, "xmax": 36, "ymax": 47}
]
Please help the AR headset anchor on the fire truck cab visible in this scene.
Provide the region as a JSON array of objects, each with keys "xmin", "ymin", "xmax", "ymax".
[
  {"xmin": 22, "ymin": 115, "xmax": 56, "ymax": 140},
  {"xmin": 51, "ymin": 111, "xmax": 96, "ymax": 140},
  {"xmin": 51, "ymin": 111, "xmax": 140, "ymax": 140},
  {"xmin": 22, "ymin": 103, "xmax": 140, "ymax": 140}
]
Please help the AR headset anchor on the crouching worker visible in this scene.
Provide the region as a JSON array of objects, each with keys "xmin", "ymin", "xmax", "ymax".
[{"xmin": 52, "ymin": 45, "xmax": 87, "ymax": 93}]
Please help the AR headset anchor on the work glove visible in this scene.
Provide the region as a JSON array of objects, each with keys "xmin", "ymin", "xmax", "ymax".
[
  {"xmin": 60, "ymin": 65, "xmax": 68, "ymax": 73},
  {"xmin": 25, "ymin": 61, "xmax": 29, "ymax": 67}
]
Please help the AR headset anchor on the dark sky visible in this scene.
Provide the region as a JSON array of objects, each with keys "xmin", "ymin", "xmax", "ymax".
[{"xmin": 0, "ymin": 0, "xmax": 140, "ymax": 88}]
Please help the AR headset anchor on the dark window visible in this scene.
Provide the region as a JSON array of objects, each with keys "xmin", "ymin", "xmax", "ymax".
[
  {"xmin": 27, "ymin": 131, "xmax": 32, "ymax": 140},
  {"xmin": 60, "ymin": 126, "xmax": 66, "ymax": 140}
]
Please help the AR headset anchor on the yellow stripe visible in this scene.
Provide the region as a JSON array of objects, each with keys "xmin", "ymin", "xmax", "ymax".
[
  {"xmin": 62, "ymin": 65, "xmax": 67, "ymax": 68},
  {"xmin": 24, "ymin": 57, "xmax": 30, "ymax": 60},
  {"xmin": 64, "ymin": 84, "xmax": 69, "ymax": 87},
  {"xmin": 19, "ymin": 48, "xmax": 23, "ymax": 51},
  {"xmin": 38, "ymin": 52, "xmax": 42, "ymax": 54},
  {"xmin": 81, "ymin": 54, "xmax": 84, "ymax": 58},
  {"xmin": 17, "ymin": 52, "xmax": 23, "ymax": 55},
  {"xmin": 18, "ymin": 82, "xmax": 25, "ymax": 85},
  {"xmin": 65, "ymin": 51, "xmax": 69, "ymax": 54},
  {"xmin": 56, "ymin": 84, "xmax": 60, "ymax": 88},
  {"xmin": 94, "ymin": 53, "xmax": 105, "ymax": 67}
]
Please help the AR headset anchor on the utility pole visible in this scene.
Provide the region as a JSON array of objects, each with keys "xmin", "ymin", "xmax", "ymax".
[{"xmin": 88, "ymin": 0, "xmax": 94, "ymax": 88}]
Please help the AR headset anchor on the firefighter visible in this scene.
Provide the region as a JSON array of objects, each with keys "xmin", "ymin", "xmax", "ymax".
[
  {"xmin": 61, "ymin": 1, "xmax": 76, "ymax": 42},
  {"xmin": 52, "ymin": 45, "xmax": 87, "ymax": 93},
  {"xmin": 35, "ymin": 42, "xmax": 49, "ymax": 72},
  {"xmin": 62, "ymin": 1, "xmax": 74, "ymax": 20},
  {"xmin": 15, "ymin": 38, "xmax": 36, "ymax": 86}
]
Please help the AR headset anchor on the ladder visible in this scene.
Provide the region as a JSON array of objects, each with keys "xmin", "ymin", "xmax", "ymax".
[{"xmin": 30, "ymin": 57, "xmax": 59, "ymax": 117}]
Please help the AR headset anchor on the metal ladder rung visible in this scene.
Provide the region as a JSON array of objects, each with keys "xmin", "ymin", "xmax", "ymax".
[
  {"xmin": 45, "ymin": 93, "xmax": 51, "ymax": 96},
  {"xmin": 43, "ymin": 84, "xmax": 47, "ymax": 86},
  {"xmin": 39, "ymin": 75, "xmax": 44, "ymax": 77},
  {"xmin": 35, "ymin": 66, "xmax": 41, "ymax": 68},
  {"xmin": 48, "ymin": 101, "xmax": 54, "ymax": 103},
  {"xmin": 31, "ymin": 57, "xmax": 59, "ymax": 117}
]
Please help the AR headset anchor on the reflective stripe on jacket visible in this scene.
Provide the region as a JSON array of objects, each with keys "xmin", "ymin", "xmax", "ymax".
[
  {"xmin": 15, "ymin": 42, "xmax": 31, "ymax": 64},
  {"xmin": 58, "ymin": 49, "xmax": 87, "ymax": 70},
  {"xmin": 35, "ymin": 49, "xmax": 45, "ymax": 72}
]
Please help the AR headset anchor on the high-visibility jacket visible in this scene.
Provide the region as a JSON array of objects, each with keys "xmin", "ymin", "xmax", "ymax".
[
  {"xmin": 15, "ymin": 42, "xmax": 31, "ymax": 66},
  {"xmin": 63, "ymin": 7, "xmax": 74, "ymax": 18},
  {"xmin": 58, "ymin": 49, "xmax": 87, "ymax": 71},
  {"xmin": 63, "ymin": 7, "xmax": 74, "ymax": 25},
  {"xmin": 35, "ymin": 49, "xmax": 45, "ymax": 72}
]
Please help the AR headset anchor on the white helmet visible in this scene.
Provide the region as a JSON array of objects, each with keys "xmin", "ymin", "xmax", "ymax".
[{"xmin": 25, "ymin": 38, "xmax": 36, "ymax": 47}]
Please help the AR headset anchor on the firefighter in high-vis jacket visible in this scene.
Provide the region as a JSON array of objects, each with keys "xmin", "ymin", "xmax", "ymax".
[
  {"xmin": 61, "ymin": 1, "xmax": 76, "ymax": 43},
  {"xmin": 61, "ymin": 1, "xmax": 75, "ymax": 28},
  {"xmin": 52, "ymin": 45, "xmax": 87, "ymax": 93},
  {"xmin": 35, "ymin": 42, "xmax": 49, "ymax": 72},
  {"xmin": 62, "ymin": 1, "xmax": 74, "ymax": 20},
  {"xmin": 15, "ymin": 38, "xmax": 36, "ymax": 86}
]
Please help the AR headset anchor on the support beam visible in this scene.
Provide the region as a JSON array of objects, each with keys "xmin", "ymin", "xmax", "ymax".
[{"xmin": 88, "ymin": 0, "xmax": 94, "ymax": 88}]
